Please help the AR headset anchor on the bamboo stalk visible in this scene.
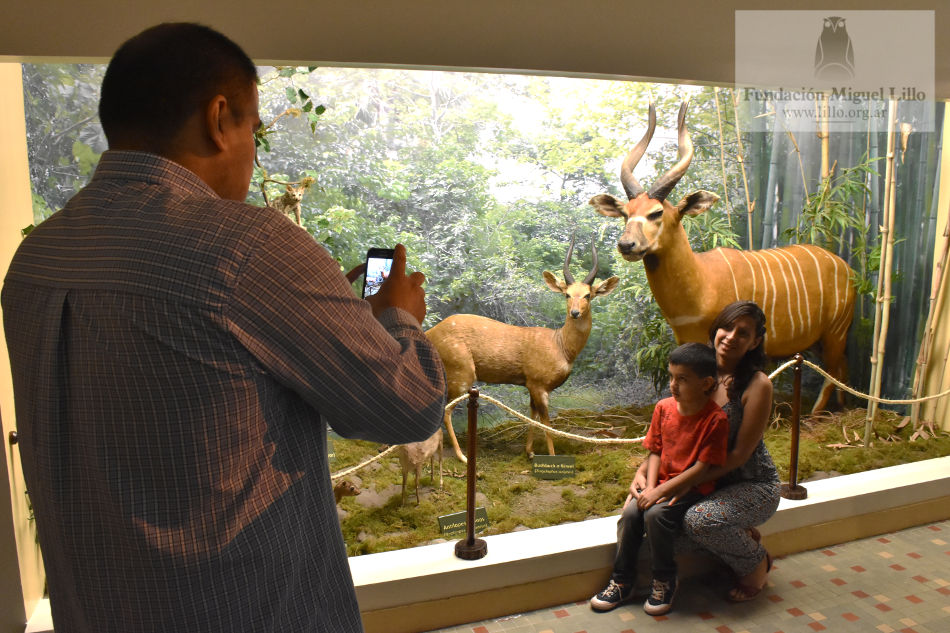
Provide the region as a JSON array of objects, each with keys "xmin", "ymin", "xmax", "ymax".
[
  {"xmin": 732, "ymin": 90, "xmax": 755, "ymax": 249},
  {"xmin": 909, "ymin": 216, "xmax": 950, "ymax": 434},
  {"xmin": 865, "ymin": 99, "xmax": 898, "ymax": 446},
  {"xmin": 929, "ymin": 314, "xmax": 950, "ymax": 428},
  {"xmin": 816, "ymin": 96, "xmax": 832, "ymax": 252},
  {"xmin": 786, "ymin": 130, "xmax": 810, "ymax": 199},
  {"xmin": 817, "ymin": 94, "xmax": 830, "ymax": 181},
  {"xmin": 856, "ymin": 115, "xmax": 873, "ymax": 326},
  {"xmin": 713, "ymin": 87, "xmax": 732, "ymax": 229},
  {"xmin": 761, "ymin": 105, "xmax": 782, "ymax": 248}
]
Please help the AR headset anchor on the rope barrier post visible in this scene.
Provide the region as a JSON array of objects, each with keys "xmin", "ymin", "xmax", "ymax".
[
  {"xmin": 455, "ymin": 388, "xmax": 488, "ymax": 560},
  {"xmin": 781, "ymin": 353, "xmax": 808, "ymax": 500}
]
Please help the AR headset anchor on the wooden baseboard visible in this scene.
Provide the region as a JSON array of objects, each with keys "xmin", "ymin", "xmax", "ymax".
[
  {"xmin": 361, "ymin": 568, "xmax": 607, "ymax": 633},
  {"xmin": 361, "ymin": 495, "xmax": 950, "ymax": 633},
  {"xmin": 763, "ymin": 496, "xmax": 950, "ymax": 558}
]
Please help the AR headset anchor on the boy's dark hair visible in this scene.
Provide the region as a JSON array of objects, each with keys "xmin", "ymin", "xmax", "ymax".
[
  {"xmin": 669, "ymin": 342, "xmax": 717, "ymax": 380},
  {"xmin": 99, "ymin": 22, "xmax": 258, "ymax": 152}
]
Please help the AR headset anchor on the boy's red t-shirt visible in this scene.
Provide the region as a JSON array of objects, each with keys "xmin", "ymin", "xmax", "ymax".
[{"xmin": 643, "ymin": 397, "xmax": 728, "ymax": 495}]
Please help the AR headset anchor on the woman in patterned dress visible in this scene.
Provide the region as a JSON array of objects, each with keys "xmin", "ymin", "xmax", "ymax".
[
  {"xmin": 628, "ymin": 300, "xmax": 780, "ymax": 601},
  {"xmin": 684, "ymin": 300, "xmax": 780, "ymax": 601}
]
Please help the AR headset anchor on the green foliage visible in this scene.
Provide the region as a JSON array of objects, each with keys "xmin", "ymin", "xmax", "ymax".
[
  {"xmin": 21, "ymin": 64, "xmax": 939, "ymax": 407},
  {"xmin": 783, "ymin": 157, "xmax": 877, "ymax": 252},
  {"xmin": 21, "ymin": 63, "xmax": 105, "ymax": 222},
  {"xmin": 784, "ymin": 154, "xmax": 881, "ymax": 301}
]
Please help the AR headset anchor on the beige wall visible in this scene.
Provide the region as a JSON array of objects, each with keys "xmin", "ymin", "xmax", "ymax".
[
  {"xmin": 1, "ymin": 1, "xmax": 949, "ymax": 99},
  {"xmin": 0, "ymin": 63, "xmax": 44, "ymax": 633}
]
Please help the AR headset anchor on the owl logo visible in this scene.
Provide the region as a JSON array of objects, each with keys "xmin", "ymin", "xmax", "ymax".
[{"xmin": 814, "ymin": 16, "xmax": 855, "ymax": 81}]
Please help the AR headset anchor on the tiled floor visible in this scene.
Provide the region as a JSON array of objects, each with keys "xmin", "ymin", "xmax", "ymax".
[{"xmin": 429, "ymin": 520, "xmax": 950, "ymax": 633}]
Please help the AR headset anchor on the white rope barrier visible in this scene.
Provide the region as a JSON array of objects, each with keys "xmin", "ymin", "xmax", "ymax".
[
  {"xmin": 329, "ymin": 391, "xmax": 646, "ymax": 479},
  {"xmin": 330, "ymin": 444, "xmax": 398, "ymax": 481},
  {"xmin": 331, "ymin": 358, "xmax": 950, "ymax": 479},
  {"xmin": 473, "ymin": 393, "xmax": 646, "ymax": 445},
  {"xmin": 769, "ymin": 358, "xmax": 950, "ymax": 405}
]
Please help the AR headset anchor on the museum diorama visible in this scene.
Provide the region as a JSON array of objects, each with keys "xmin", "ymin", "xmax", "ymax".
[{"xmin": 2, "ymin": 7, "xmax": 950, "ymax": 633}]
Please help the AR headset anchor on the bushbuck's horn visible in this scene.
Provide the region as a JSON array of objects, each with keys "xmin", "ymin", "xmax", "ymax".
[
  {"xmin": 647, "ymin": 101, "xmax": 694, "ymax": 202},
  {"xmin": 582, "ymin": 238, "xmax": 599, "ymax": 286},
  {"xmin": 563, "ymin": 233, "xmax": 576, "ymax": 285},
  {"xmin": 620, "ymin": 102, "xmax": 657, "ymax": 200}
]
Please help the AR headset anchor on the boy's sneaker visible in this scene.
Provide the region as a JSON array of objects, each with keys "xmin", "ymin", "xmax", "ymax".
[
  {"xmin": 643, "ymin": 577, "xmax": 677, "ymax": 615},
  {"xmin": 590, "ymin": 579, "xmax": 634, "ymax": 612}
]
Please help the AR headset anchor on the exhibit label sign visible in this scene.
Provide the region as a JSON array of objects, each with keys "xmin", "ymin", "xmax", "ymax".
[
  {"xmin": 438, "ymin": 507, "xmax": 488, "ymax": 537},
  {"xmin": 532, "ymin": 455, "xmax": 576, "ymax": 480}
]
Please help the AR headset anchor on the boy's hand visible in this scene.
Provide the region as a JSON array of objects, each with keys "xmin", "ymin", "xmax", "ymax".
[
  {"xmin": 636, "ymin": 485, "xmax": 664, "ymax": 510},
  {"xmin": 629, "ymin": 471, "xmax": 648, "ymax": 499}
]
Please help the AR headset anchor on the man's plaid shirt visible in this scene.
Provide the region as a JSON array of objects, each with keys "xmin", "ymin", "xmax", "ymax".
[{"xmin": 3, "ymin": 151, "xmax": 445, "ymax": 632}]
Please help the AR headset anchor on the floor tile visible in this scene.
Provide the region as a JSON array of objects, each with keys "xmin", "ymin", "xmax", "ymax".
[{"xmin": 426, "ymin": 520, "xmax": 950, "ymax": 633}]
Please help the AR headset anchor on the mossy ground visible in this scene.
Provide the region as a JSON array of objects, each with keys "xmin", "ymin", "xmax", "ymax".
[{"xmin": 334, "ymin": 400, "xmax": 950, "ymax": 557}]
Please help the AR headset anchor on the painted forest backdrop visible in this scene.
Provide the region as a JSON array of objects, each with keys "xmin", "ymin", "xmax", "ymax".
[{"xmin": 21, "ymin": 64, "xmax": 945, "ymax": 411}]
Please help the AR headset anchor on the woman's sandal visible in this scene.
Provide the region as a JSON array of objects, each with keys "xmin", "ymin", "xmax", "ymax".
[{"xmin": 727, "ymin": 552, "xmax": 772, "ymax": 602}]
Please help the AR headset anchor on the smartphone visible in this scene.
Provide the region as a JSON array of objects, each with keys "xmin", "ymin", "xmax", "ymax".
[{"xmin": 361, "ymin": 247, "xmax": 395, "ymax": 298}]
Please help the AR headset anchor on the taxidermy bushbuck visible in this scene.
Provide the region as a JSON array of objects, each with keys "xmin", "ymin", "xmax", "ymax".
[
  {"xmin": 426, "ymin": 237, "xmax": 619, "ymax": 459},
  {"xmin": 333, "ymin": 478, "xmax": 361, "ymax": 504},
  {"xmin": 590, "ymin": 102, "xmax": 854, "ymax": 412},
  {"xmin": 397, "ymin": 427, "xmax": 443, "ymax": 505}
]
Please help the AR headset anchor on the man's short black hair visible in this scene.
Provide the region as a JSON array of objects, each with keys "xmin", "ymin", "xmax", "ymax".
[
  {"xmin": 99, "ymin": 22, "xmax": 258, "ymax": 151},
  {"xmin": 669, "ymin": 342, "xmax": 717, "ymax": 380}
]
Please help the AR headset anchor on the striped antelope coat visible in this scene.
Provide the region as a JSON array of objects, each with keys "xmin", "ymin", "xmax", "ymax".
[{"xmin": 592, "ymin": 102, "xmax": 855, "ymax": 411}]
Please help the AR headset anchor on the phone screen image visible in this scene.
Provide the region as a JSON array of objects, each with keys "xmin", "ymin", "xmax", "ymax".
[{"xmin": 362, "ymin": 249, "xmax": 394, "ymax": 298}]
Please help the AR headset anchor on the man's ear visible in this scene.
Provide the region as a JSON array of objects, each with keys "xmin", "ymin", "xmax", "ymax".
[
  {"xmin": 703, "ymin": 375, "xmax": 717, "ymax": 395},
  {"xmin": 205, "ymin": 94, "xmax": 229, "ymax": 152}
]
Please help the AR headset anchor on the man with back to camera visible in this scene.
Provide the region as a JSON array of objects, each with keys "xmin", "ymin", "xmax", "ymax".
[{"xmin": 2, "ymin": 23, "xmax": 445, "ymax": 632}]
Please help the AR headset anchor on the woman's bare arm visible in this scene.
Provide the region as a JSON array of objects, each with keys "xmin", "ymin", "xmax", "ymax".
[{"xmin": 700, "ymin": 372, "xmax": 773, "ymax": 482}]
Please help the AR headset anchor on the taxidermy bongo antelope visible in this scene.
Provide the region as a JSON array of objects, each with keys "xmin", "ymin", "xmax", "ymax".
[
  {"xmin": 590, "ymin": 102, "xmax": 854, "ymax": 412},
  {"xmin": 426, "ymin": 236, "xmax": 619, "ymax": 459}
]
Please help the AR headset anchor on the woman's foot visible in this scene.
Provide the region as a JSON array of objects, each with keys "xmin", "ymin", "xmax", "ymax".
[{"xmin": 727, "ymin": 552, "xmax": 772, "ymax": 602}]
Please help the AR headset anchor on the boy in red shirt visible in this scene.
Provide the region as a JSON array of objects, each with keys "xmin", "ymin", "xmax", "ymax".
[{"xmin": 590, "ymin": 342, "xmax": 727, "ymax": 615}]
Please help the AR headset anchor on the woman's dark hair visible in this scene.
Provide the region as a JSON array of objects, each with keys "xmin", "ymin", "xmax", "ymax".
[
  {"xmin": 708, "ymin": 300, "xmax": 767, "ymax": 401},
  {"xmin": 99, "ymin": 23, "xmax": 258, "ymax": 152}
]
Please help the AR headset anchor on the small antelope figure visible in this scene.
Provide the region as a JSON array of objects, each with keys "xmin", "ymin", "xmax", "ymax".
[
  {"xmin": 333, "ymin": 478, "xmax": 361, "ymax": 504},
  {"xmin": 398, "ymin": 428, "xmax": 443, "ymax": 505},
  {"xmin": 272, "ymin": 183, "xmax": 305, "ymax": 226},
  {"xmin": 590, "ymin": 102, "xmax": 855, "ymax": 412},
  {"xmin": 426, "ymin": 237, "xmax": 619, "ymax": 459}
]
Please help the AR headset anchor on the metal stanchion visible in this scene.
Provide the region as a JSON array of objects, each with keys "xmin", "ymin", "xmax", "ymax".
[
  {"xmin": 455, "ymin": 388, "xmax": 488, "ymax": 560},
  {"xmin": 781, "ymin": 353, "xmax": 808, "ymax": 500}
]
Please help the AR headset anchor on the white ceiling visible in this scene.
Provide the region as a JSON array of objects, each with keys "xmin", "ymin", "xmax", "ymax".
[{"xmin": 2, "ymin": 0, "xmax": 948, "ymax": 99}]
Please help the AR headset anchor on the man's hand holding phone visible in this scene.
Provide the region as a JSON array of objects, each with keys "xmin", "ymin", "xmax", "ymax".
[{"xmin": 364, "ymin": 244, "xmax": 427, "ymax": 325}]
